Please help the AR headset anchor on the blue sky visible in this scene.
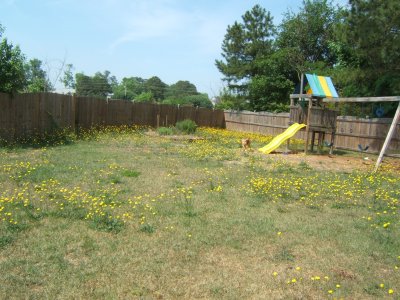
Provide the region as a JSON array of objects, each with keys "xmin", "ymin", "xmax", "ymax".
[{"xmin": 0, "ymin": 0, "xmax": 347, "ymax": 97}]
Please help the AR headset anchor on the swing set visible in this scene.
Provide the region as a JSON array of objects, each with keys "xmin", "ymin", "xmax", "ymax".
[{"xmin": 289, "ymin": 74, "xmax": 400, "ymax": 172}]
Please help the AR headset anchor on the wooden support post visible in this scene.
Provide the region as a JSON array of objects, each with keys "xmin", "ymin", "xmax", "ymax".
[
  {"xmin": 329, "ymin": 131, "xmax": 335, "ymax": 155},
  {"xmin": 317, "ymin": 132, "xmax": 324, "ymax": 154},
  {"xmin": 374, "ymin": 101, "xmax": 400, "ymax": 172},
  {"xmin": 300, "ymin": 73, "xmax": 304, "ymax": 98},
  {"xmin": 157, "ymin": 114, "xmax": 160, "ymax": 128},
  {"xmin": 311, "ymin": 131, "xmax": 315, "ymax": 152},
  {"xmin": 304, "ymin": 98, "xmax": 312, "ymax": 154}
]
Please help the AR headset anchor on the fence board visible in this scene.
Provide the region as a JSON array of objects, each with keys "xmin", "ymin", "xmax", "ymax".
[
  {"xmin": 0, "ymin": 93, "xmax": 14, "ymax": 140},
  {"xmin": 76, "ymin": 96, "xmax": 107, "ymax": 129},
  {"xmin": 177, "ymin": 106, "xmax": 196, "ymax": 122},
  {"xmin": 132, "ymin": 103, "xmax": 156, "ymax": 126},
  {"xmin": 42, "ymin": 93, "xmax": 74, "ymax": 132},
  {"xmin": 196, "ymin": 107, "xmax": 213, "ymax": 127},
  {"xmin": 208, "ymin": 108, "xmax": 225, "ymax": 128},
  {"xmin": 156, "ymin": 104, "xmax": 177, "ymax": 127},
  {"xmin": 107, "ymin": 100, "xmax": 133, "ymax": 126}
]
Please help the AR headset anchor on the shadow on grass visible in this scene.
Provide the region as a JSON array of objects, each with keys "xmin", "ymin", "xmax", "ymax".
[{"xmin": 0, "ymin": 131, "xmax": 76, "ymax": 150}]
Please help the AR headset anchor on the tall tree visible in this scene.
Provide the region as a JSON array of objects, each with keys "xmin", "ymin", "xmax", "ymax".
[
  {"xmin": 248, "ymin": 50, "xmax": 295, "ymax": 111},
  {"xmin": 215, "ymin": 5, "xmax": 275, "ymax": 94},
  {"xmin": 24, "ymin": 58, "xmax": 53, "ymax": 92},
  {"xmin": 277, "ymin": 0, "xmax": 342, "ymax": 77},
  {"xmin": 185, "ymin": 93, "xmax": 213, "ymax": 108},
  {"xmin": 75, "ymin": 70, "xmax": 116, "ymax": 98},
  {"xmin": 339, "ymin": 0, "xmax": 400, "ymax": 97},
  {"xmin": 144, "ymin": 76, "xmax": 167, "ymax": 101},
  {"xmin": 165, "ymin": 80, "xmax": 198, "ymax": 99},
  {"xmin": 344, "ymin": 0, "xmax": 400, "ymax": 72},
  {"xmin": 0, "ymin": 25, "xmax": 26, "ymax": 93},
  {"xmin": 112, "ymin": 77, "xmax": 145, "ymax": 100}
]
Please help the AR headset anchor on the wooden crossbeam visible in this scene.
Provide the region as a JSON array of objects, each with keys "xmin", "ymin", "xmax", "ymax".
[
  {"xmin": 323, "ymin": 96, "xmax": 400, "ymax": 103},
  {"xmin": 289, "ymin": 94, "xmax": 313, "ymax": 99}
]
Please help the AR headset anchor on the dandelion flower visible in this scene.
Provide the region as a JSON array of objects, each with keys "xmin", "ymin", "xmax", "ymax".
[
  {"xmin": 388, "ymin": 289, "xmax": 394, "ymax": 294},
  {"xmin": 383, "ymin": 222, "xmax": 390, "ymax": 228}
]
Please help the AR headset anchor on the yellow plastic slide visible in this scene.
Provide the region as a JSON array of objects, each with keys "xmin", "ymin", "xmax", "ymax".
[{"xmin": 258, "ymin": 123, "xmax": 306, "ymax": 154}]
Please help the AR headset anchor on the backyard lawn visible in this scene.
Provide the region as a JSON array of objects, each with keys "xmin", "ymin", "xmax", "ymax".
[{"xmin": 0, "ymin": 126, "xmax": 399, "ymax": 299}]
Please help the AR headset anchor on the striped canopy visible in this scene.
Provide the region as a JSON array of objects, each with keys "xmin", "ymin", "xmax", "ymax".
[{"xmin": 304, "ymin": 74, "xmax": 339, "ymax": 98}]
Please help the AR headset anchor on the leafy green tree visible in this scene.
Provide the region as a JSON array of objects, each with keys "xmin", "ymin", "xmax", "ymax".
[
  {"xmin": 338, "ymin": 0, "xmax": 400, "ymax": 98},
  {"xmin": 112, "ymin": 77, "xmax": 145, "ymax": 100},
  {"xmin": 215, "ymin": 87, "xmax": 248, "ymax": 111},
  {"xmin": 162, "ymin": 97, "xmax": 187, "ymax": 106},
  {"xmin": 165, "ymin": 80, "xmax": 198, "ymax": 99},
  {"xmin": 24, "ymin": 58, "xmax": 53, "ymax": 92},
  {"xmin": 215, "ymin": 5, "xmax": 275, "ymax": 94},
  {"xmin": 61, "ymin": 63, "xmax": 75, "ymax": 90},
  {"xmin": 247, "ymin": 49, "xmax": 298, "ymax": 111},
  {"xmin": 185, "ymin": 94, "xmax": 213, "ymax": 108},
  {"xmin": 134, "ymin": 91, "xmax": 153, "ymax": 102},
  {"xmin": 344, "ymin": 0, "xmax": 399, "ymax": 72},
  {"xmin": 144, "ymin": 76, "xmax": 167, "ymax": 101},
  {"xmin": 75, "ymin": 71, "xmax": 116, "ymax": 98},
  {"xmin": 0, "ymin": 25, "xmax": 26, "ymax": 93},
  {"xmin": 277, "ymin": 0, "xmax": 342, "ymax": 76},
  {"xmin": 162, "ymin": 93, "xmax": 212, "ymax": 108}
]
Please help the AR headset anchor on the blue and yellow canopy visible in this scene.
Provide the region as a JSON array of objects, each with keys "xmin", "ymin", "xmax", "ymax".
[{"xmin": 304, "ymin": 74, "xmax": 339, "ymax": 98}]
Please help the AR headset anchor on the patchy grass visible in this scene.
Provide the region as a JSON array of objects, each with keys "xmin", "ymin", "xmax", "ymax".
[{"xmin": 0, "ymin": 126, "xmax": 399, "ymax": 299}]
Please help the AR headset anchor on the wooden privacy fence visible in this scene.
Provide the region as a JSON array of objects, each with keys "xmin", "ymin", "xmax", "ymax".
[
  {"xmin": 2, "ymin": 92, "xmax": 399, "ymax": 153},
  {"xmin": 0, "ymin": 92, "xmax": 225, "ymax": 141},
  {"xmin": 225, "ymin": 110, "xmax": 400, "ymax": 154},
  {"xmin": 0, "ymin": 93, "xmax": 75, "ymax": 140}
]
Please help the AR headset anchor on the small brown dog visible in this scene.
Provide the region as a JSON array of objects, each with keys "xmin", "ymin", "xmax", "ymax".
[{"xmin": 241, "ymin": 138, "xmax": 251, "ymax": 150}]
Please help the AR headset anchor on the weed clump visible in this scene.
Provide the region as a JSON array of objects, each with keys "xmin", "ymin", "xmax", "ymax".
[
  {"xmin": 175, "ymin": 119, "xmax": 197, "ymax": 134},
  {"xmin": 157, "ymin": 127, "xmax": 175, "ymax": 136}
]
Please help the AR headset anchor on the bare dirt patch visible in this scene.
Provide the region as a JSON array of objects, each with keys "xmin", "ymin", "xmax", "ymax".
[{"xmin": 256, "ymin": 151, "xmax": 399, "ymax": 172}]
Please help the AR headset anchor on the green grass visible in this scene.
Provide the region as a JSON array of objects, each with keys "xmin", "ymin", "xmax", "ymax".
[{"xmin": 0, "ymin": 126, "xmax": 399, "ymax": 299}]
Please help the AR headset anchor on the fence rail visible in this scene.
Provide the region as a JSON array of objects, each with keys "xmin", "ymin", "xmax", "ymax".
[
  {"xmin": 225, "ymin": 110, "xmax": 400, "ymax": 153},
  {"xmin": 0, "ymin": 92, "xmax": 225, "ymax": 141}
]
